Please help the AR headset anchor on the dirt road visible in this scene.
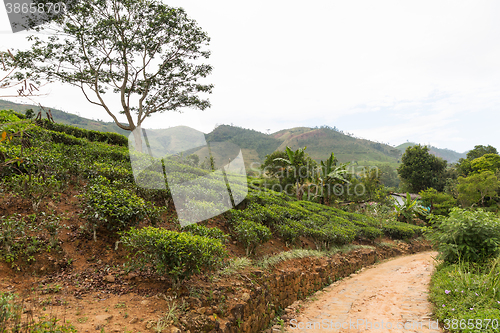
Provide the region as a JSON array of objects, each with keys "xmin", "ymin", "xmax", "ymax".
[{"xmin": 285, "ymin": 251, "xmax": 441, "ymax": 333}]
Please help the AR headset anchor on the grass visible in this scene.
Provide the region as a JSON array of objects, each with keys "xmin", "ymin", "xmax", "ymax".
[{"xmin": 429, "ymin": 257, "xmax": 500, "ymax": 332}]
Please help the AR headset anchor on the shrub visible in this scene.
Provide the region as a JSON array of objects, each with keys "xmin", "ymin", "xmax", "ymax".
[
  {"xmin": 382, "ymin": 222, "xmax": 421, "ymax": 239},
  {"xmin": 78, "ymin": 176, "xmax": 159, "ymax": 239},
  {"xmin": 274, "ymin": 219, "xmax": 306, "ymax": 246},
  {"xmin": 419, "ymin": 188, "xmax": 457, "ymax": 216},
  {"xmin": 0, "ymin": 215, "xmax": 45, "ymax": 264},
  {"xmin": 181, "ymin": 224, "xmax": 229, "ymax": 243},
  {"xmin": 6, "ymin": 174, "xmax": 61, "ymax": 212},
  {"xmin": 0, "ymin": 291, "xmax": 21, "ymax": 329},
  {"xmin": 37, "ymin": 119, "xmax": 128, "ymax": 146},
  {"xmin": 358, "ymin": 226, "xmax": 383, "ymax": 241},
  {"xmin": 428, "ymin": 208, "xmax": 500, "ymax": 263},
  {"xmin": 233, "ymin": 219, "xmax": 272, "ymax": 255},
  {"xmin": 120, "ymin": 226, "xmax": 227, "ymax": 286}
]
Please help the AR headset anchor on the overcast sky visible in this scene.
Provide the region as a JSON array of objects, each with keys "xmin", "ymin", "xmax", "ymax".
[{"xmin": 2, "ymin": 0, "xmax": 500, "ymax": 153}]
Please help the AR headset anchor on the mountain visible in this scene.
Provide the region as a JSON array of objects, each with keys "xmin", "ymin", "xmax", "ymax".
[
  {"xmin": 205, "ymin": 125, "xmax": 402, "ymax": 170},
  {"xmin": 395, "ymin": 142, "xmax": 466, "ymax": 164}
]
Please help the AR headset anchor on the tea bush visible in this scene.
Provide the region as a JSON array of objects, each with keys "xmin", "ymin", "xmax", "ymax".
[
  {"xmin": 0, "ymin": 215, "xmax": 45, "ymax": 264},
  {"xmin": 78, "ymin": 176, "xmax": 160, "ymax": 237},
  {"xmin": 428, "ymin": 208, "xmax": 500, "ymax": 263},
  {"xmin": 233, "ymin": 219, "xmax": 272, "ymax": 255},
  {"xmin": 182, "ymin": 224, "xmax": 229, "ymax": 243},
  {"xmin": 37, "ymin": 119, "xmax": 128, "ymax": 146},
  {"xmin": 120, "ymin": 226, "xmax": 227, "ymax": 285},
  {"xmin": 382, "ymin": 221, "xmax": 423, "ymax": 240},
  {"xmin": 358, "ymin": 226, "xmax": 383, "ymax": 240}
]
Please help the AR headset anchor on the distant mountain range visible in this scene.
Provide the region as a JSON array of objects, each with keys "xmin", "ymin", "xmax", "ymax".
[
  {"xmin": 1, "ymin": 99, "xmax": 466, "ymax": 166},
  {"xmin": 395, "ymin": 142, "xmax": 466, "ymax": 164}
]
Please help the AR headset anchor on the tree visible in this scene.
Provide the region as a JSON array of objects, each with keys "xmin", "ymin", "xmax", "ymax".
[
  {"xmin": 13, "ymin": 0, "xmax": 213, "ymax": 151},
  {"xmin": 419, "ymin": 188, "xmax": 456, "ymax": 217},
  {"xmin": 466, "ymin": 145, "xmax": 498, "ymax": 160},
  {"xmin": 457, "ymin": 145, "xmax": 498, "ymax": 176},
  {"xmin": 457, "ymin": 171, "xmax": 500, "ymax": 207},
  {"xmin": 471, "ymin": 153, "xmax": 500, "ymax": 174},
  {"xmin": 262, "ymin": 147, "xmax": 316, "ymax": 199},
  {"xmin": 397, "ymin": 145, "xmax": 447, "ymax": 193},
  {"xmin": 316, "ymin": 152, "xmax": 349, "ymax": 205}
]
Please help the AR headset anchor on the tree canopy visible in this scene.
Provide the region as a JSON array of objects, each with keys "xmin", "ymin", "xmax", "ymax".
[
  {"xmin": 397, "ymin": 144, "xmax": 447, "ymax": 193},
  {"xmin": 13, "ymin": 0, "xmax": 213, "ymax": 149}
]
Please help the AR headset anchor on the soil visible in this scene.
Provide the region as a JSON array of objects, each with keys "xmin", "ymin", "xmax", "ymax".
[{"xmin": 283, "ymin": 251, "xmax": 441, "ymax": 333}]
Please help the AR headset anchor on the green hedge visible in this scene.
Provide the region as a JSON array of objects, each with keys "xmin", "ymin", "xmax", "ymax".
[
  {"xmin": 37, "ymin": 119, "xmax": 128, "ymax": 146},
  {"xmin": 120, "ymin": 226, "xmax": 227, "ymax": 285},
  {"xmin": 181, "ymin": 223, "xmax": 229, "ymax": 243},
  {"xmin": 382, "ymin": 222, "xmax": 423, "ymax": 239}
]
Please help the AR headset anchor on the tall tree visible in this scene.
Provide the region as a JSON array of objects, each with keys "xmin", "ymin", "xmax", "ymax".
[
  {"xmin": 457, "ymin": 145, "xmax": 499, "ymax": 176},
  {"xmin": 457, "ymin": 171, "xmax": 500, "ymax": 207},
  {"xmin": 397, "ymin": 144, "xmax": 447, "ymax": 193},
  {"xmin": 13, "ymin": 0, "xmax": 213, "ymax": 150}
]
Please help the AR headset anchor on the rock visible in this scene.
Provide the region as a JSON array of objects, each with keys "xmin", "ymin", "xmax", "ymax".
[
  {"xmin": 103, "ymin": 275, "xmax": 115, "ymax": 283},
  {"xmin": 241, "ymin": 293, "xmax": 250, "ymax": 302},
  {"xmin": 170, "ymin": 327, "xmax": 181, "ymax": 333},
  {"xmin": 129, "ymin": 317, "xmax": 139, "ymax": 324},
  {"xmin": 95, "ymin": 314, "xmax": 113, "ymax": 322},
  {"xmin": 141, "ymin": 300, "xmax": 149, "ymax": 305}
]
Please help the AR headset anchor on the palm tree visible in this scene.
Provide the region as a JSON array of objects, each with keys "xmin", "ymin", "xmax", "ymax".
[{"xmin": 273, "ymin": 146, "xmax": 311, "ymax": 200}]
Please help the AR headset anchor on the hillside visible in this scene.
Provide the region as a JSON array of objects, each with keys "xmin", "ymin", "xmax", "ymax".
[
  {"xmin": 1, "ymin": 99, "xmax": 402, "ymax": 168},
  {"xmin": 395, "ymin": 142, "xmax": 466, "ymax": 164},
  {"xmin": 0, "ymin": 110, "xmax": 426, "ymax": 332},
  {"xmin": 0, "ymin": 99, "xmax": 129, "ymax": 136}
]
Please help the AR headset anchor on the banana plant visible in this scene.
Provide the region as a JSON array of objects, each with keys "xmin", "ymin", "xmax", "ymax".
[
  {"xmin": 393, "ymin": 192, "xmax": 428, "ymax": 223},
  {"xmin": 273, "ymin": 146, "xmax": 310, "ymax": 199},
  {"xmin": 317, "ymin": 152, "xmax": 350, "ymax": 205}
]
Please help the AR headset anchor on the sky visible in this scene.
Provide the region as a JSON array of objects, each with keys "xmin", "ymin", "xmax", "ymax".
[{"xmin": 1, "ymin": 0, "xmax": 500, "ymax": 153}]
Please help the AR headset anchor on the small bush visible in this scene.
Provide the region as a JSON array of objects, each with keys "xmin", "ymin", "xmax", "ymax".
[
  {"xmin": 233, "ymin": 219, "xmax": 272, "ymax": 255},
  {"xmin": 427, "ymin": 208, "xmax": 500, "ymax": 263},
  {"xmin": 78, "ymin": 177, "xmax": 159, "ymax": 238},
  {"xmin": 120, "ymin": 226, "xmax": 227, "ymax": 286},
  {"xmin": 382, "ymin": 222, "xmax": 420, "ymax": 239},
  {"xmin": 358, "ymin": 226, "xmax": 383, "ymax": 241},
  {"xmin": 182, "ymin": 224, "xmax": 229, "ymax": 243}
]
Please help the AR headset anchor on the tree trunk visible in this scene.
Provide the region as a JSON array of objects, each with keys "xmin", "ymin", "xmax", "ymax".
[{"xmin": 132, "ymin": 127, "xmax": 143, "ymax": 153}]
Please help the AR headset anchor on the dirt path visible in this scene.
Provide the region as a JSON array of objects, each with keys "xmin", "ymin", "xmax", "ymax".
[{"xmin": 285, "ymin": 251, "xmax": 441, "ymax": 333}]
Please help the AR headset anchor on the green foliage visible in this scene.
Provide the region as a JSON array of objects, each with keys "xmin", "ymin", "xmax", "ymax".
[
  {"xmin": 427, "ymin": 208, "xmax": 500, "ymax": 264},
  {"xmin": 78, "ymin": 176, "xmax": 160, "ymax": 237},
  {"xmin": 471, "ymin": 153, "xmax": 500, "ymax": 174},
  {"xmin": 358, "ymin": 226, "xmax": 383, "ymax": 240},
  {"xmin": 0, "ymin": 214, "xmax": 60, "ymax": 264},
  {"xmin": 120, "ymin": 226, "xmax": 227, "ymax": 286},
  {"xmin": 233, "ymin": 219, "xmax": 272, "ymax": 255},
  {"xmin": 430, "ymin": 260, "xmax": 500, "ymax": 333},
  {"xmin": 457, "ymin": 171, "xmax": 500, "ymax": 207},
  {"xmin": 6, "ymin": 174, "xmax": 61, "ymax": 212},
  {"xmin": 37, "ymin": 120, "xmax": 128, "ymax": 146},
  {"xmin": 15, "ymin": 0, "xmax": 213, "ymax": 135},
  {"xmin": 466, "ymin": 145, "xmax": 498, "ymax": 161},
  {"xmin": 397, "ymin": 144, "xmax": 447, "ymax": 192},
  {"xmin": 382, "ymin": 221, "xmax": 423, "ymax": 239},
  {"xmin": 181, "ymin": 224, "xmax": 229, "ymax": 243},
  {"xmin": 392, "ymin": 193, "xmax": 428, "ymax": 223},
  {"xmin": 419, "ymin": 188, "xmax": 456, "ymax": 216},
  {"xmin": 0, "ymin": 291, "xmax": 21, "ymax": 329}
]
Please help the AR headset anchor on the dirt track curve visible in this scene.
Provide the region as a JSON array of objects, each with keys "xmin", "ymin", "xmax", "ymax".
[{"xmin": 285, "ymin": 251, "xmax": 442, "ymax": 333}]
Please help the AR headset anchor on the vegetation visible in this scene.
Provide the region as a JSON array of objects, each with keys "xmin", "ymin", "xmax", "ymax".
[
  {"xmin": 12, "ymin": 0, "xmax": 213, "ymax": 146},
  {"xmin": 427, "ymin": 208, "xmax": 500, "ymax": 264},
  {"xmin": 397, "ymin": 144, "xmax": 447, "ymax": 192},
  {"xmin": 120, "ymin": 226, "xmax": 228, "ymax": 286},
  {"xmin": 429, "ymin": 207, "xmax": 500, "ymax": 332}
]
